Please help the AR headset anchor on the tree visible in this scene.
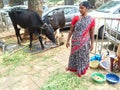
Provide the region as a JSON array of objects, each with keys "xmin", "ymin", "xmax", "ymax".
[
  {"xmin": 8, "ymin": 0, "xmax": 43, "ymax": 16},
  {"xmin": 9, "ymin": 0, "xmax": 25, "ymax": 6},
  {"xmin": 0, "ymin": 0, "xmax": 3, "ymax": 7},
  {"xmin": 28, "ymin": 0, "xmax": 43, "ymax": 16}
]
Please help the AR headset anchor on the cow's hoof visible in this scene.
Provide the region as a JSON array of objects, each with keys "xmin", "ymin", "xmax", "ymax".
[
  {"xmin": 30, "ymin": 48, "xmax": 32, "ymax": 51},
  {"xmin": 41, "ymin": 47, "xmax": 45, "ymax": 50}
]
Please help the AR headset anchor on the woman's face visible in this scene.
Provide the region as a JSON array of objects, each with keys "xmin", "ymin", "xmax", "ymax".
[{"xmin": 79, "ymin": 4, "xmax": 88, "ymax": 15}]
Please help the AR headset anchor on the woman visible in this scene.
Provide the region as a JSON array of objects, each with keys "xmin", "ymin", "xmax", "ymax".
[{"xmin": 66, "ymin": 1, "xmax": 95, "ymax": 77}]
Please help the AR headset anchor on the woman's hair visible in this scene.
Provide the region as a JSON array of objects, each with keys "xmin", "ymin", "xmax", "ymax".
[{"xmin": 79, "ymin": 1, "xmax": 91, "ymax": 10}]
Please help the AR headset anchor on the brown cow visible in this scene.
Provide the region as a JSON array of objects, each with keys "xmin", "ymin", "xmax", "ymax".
[{"xmin": 43, "ymin": 10, "xmax": 66, "ymax": 45}]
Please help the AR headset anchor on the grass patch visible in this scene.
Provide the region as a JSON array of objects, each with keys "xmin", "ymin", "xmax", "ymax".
[
  {"xmin": 40, "ymin": 72, "xmax": 88, "ymax": 90},
  {"xmin": 0, "ymin": 49, "xmax": 30, "ymax": 76},
  {"xmin": 2, "ymin": 50, "xmax": 28, "ymax": 66},
  {"xmin": 0, "ymin": 45, "xmax": 60, "ymax": 77},
  {"xmin": 0, "ymin": 44, "xmax": 63, "ymax": 77}
]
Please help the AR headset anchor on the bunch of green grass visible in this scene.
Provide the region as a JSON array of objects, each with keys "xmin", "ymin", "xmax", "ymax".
[
  {"xmin": 40, "ymin": 72, "xmax": 88, "ymax": 90},
  {"xmin": 0, "ymin": 50, "xmax": 28, "ymax": 76},
  {"xmin": 2, "ymin": 50, "xmax": 28, "ymax": 66}
]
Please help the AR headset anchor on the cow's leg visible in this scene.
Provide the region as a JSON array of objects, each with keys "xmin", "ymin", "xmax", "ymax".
[
  {"xmin": 38, "ymin": 35, "xmax": 44, "ymax": 50},
  {"xmin": 13, "ymin": 24, "xmax": 21, "ymax": 45},
  {"xmin": 35, "ymin": 31, "xmax": 44, "ymax": 50},
  {"xmin": 18, "ymin": 28, "xmax": 23, "ymax": 42},
  {"xmin": 16, "ymin": 25, "xmax": 23, "ymax": 42},
  {"xmin": 29, "ymin": 33, "xmax": 33, "ymax": 50}
]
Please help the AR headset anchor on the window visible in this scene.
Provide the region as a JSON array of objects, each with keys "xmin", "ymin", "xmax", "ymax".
[
  {"xmin": 114, "ymin": 8, "xmax": 120, "ymax": 14},
  {"xmin": 47, "ymin": 8, "xmax": 63, "ymax": 16},
  {"xmin": 64, "ymin": 7, "xmax": 78, "ymax": 15},
  {"xmin": 96, "ymin": 1, "xmax": 120, "ymax": 13}
]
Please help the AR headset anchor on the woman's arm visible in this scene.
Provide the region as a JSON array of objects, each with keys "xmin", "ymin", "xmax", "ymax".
[
  {"xmin": 66, "ymin": 15, "xmax": 79, "ymax": 48},
  {"xmin": 89, "ymin": 26, "xmax": 95, "ymax": 51},
  {"xmin": 66, "ymin": 26, "xmax": 74, "ymax": 48},
  {"xmin": 89, "ymin": 18, "xmax": 95, "ymax": 51}
]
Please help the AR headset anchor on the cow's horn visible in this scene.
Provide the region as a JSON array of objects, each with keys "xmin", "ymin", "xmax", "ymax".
[{"xmin": 42, "ymin": 23, "xmax": 47, "ymax": 28}]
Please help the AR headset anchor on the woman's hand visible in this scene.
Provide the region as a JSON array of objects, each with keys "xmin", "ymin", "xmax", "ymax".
[
  {"xmin": 66, "ymin": 42, "xmax": 70, "ymax": 48},
  {"xmin": 66, "ymin": 26, "xmax": 74, "ymax": 48},
  {"xmin": 90, "ymin": 44, "xmax": 94, "ymax": 51}
]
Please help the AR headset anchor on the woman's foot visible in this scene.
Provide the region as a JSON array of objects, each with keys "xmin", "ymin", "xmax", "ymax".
[
  {"xmin": 77, "ymin": 74, "xmax": 81, "ymax": 77},
  {"xmin": 81, "ymin": 70, "xmax": 87, "ymax": 75},
  {"xmin": 65, "ymin": 67, "xmax": 69, "ymax": 71},
  {"xmin": 65, "ymin": 67, "xmax": 77, "ymax": 72}
]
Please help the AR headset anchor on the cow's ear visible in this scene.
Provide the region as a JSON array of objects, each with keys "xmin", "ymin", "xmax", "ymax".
[{"xmin": 50, "ymin": 17, "xmax": 53, "ymax": 21}]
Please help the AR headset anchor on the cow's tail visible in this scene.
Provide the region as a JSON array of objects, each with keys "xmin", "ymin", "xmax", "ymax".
[{"xmin": 8, "ymin": 9, "xmax": 16, "ymax": 23}]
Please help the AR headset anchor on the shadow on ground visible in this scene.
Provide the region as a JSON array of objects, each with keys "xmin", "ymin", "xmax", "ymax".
[{"xmin": 1, "ymin": 41, "xmax": 58, "ymax": 55}]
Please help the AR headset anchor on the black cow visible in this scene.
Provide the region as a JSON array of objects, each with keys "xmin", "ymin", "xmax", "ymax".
[{"xmin": 8, "ymin": 9, "xmax": 56, "ymax": 49}]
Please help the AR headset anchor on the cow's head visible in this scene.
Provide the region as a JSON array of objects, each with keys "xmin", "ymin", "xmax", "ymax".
[{"xmin": 41, "ymin": 23, "xmax": 56, "ymax": 43}]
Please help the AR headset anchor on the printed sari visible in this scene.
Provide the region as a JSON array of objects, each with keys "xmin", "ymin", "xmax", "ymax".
[{"xmin": 67, "ymin": 15, "xmax": 95, "ymax": 77}]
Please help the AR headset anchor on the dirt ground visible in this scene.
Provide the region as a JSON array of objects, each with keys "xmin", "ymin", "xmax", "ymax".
[{"xmin": 0, "ymin": 31, "xmax": 120, "ymax": 90}]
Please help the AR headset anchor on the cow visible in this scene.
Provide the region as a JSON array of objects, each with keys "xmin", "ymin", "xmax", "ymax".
[
  {"xmin": 8, "ymin": 9, "xmax": 56, "ymax": 50},
  {"xmin": 43, "ymin": 10, "xmax": 65, "ymax": 45}
]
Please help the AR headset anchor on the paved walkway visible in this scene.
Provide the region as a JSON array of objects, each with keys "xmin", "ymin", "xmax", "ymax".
[
  {"xmin": 0, "ymin": 32, "xmax": 120, "ymax": 90},
  {"xmin": 0, "ymin": 44, "xmax": 69, "ymax": 90}
]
